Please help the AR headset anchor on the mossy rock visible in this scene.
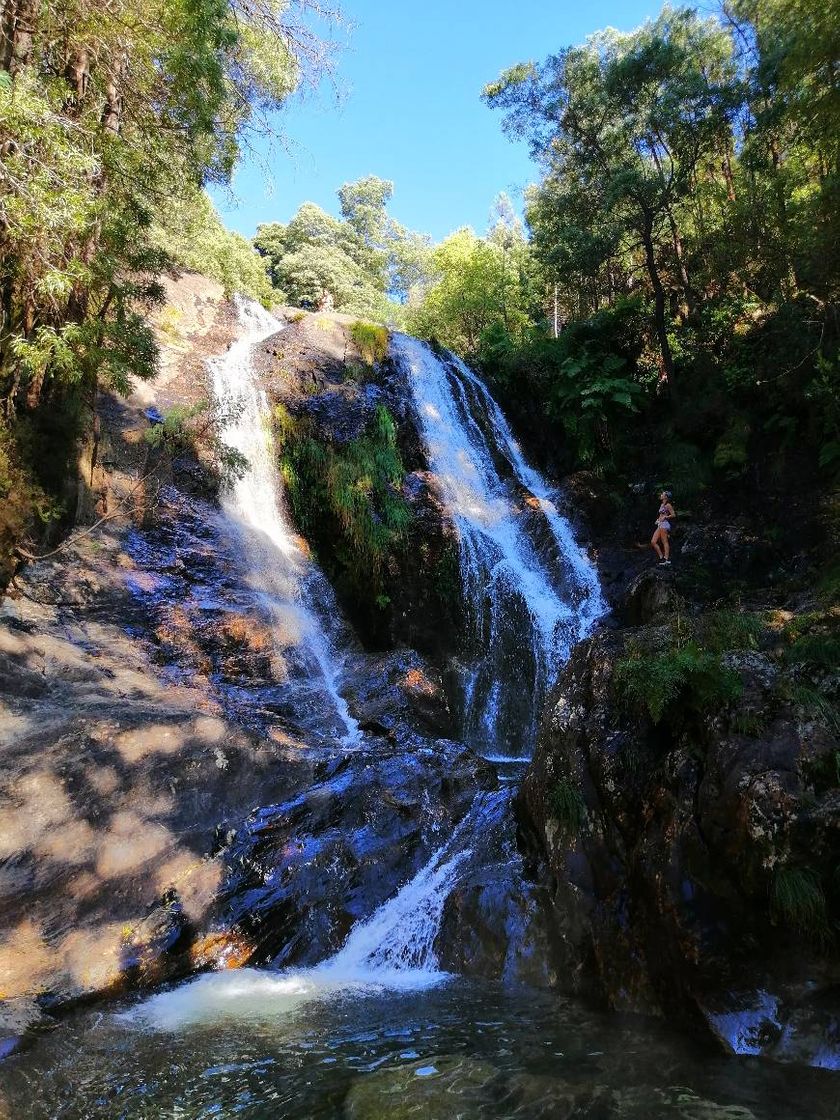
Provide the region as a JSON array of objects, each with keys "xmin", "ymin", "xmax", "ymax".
[{"xmin": 343, "ymin": 1054, "xmax": 500, "ymax": 1119}]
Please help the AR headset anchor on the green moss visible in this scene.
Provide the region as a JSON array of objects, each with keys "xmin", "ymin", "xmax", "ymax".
[
  {"xmin": 433, "ymin": 543, "xmax": 462, "ymax": 609},
  {"xmin": 277, "ymin": 404, "xmax": 411, "ymax": 619},
  {"xmin": 349, "ymin": 321, "xmax": 389, "ymax": 365},
  {"xmin": 549, "ymin": 780, "xmax": 586, "ymax": 835}
]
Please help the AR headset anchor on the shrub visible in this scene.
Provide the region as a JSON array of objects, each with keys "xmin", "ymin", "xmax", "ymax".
[
  {"xmin": 615, "ymin": 643, "xmax": 742, "ymax": 723},
  {"xmin": 771, "ymin": 866, "xmax": 830, "ymax": 942},
  {"xmin": 350, "ymin": 321, "xmax": 389, "ymax": 365}
]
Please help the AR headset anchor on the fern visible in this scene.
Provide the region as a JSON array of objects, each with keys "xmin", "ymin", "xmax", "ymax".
[
  {"xmin": 615, "ymin": 644, "xmax": 742, "ymax": 723},
  {"xmin": 771, "ymin": 867, "xmax": 830, "ymax": 942}
]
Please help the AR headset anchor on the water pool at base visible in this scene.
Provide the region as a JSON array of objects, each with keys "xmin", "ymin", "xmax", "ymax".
[{"xmin": 2, "ymin": 980, "xmax": 836, "ymax": 1119}]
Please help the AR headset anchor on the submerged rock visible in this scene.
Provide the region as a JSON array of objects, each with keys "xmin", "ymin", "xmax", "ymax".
[{"xmin": 344, "ymin": 1054, "xmax": 502, "ymax": 1120}]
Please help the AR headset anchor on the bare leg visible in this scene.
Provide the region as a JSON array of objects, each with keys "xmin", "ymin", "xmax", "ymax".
[
  {"xmin": 651, "ymin": 530, "xmax": 663, "ymax": 560},
  {"xmin": 662, "ymin": 530, "xmax": 670, "ymax": 561}
]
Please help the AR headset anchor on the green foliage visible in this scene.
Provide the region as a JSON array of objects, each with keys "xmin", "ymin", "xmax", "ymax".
[
  {"xmin": 144, "ymin": 400, "xmax": 248, "ymax": 485},
  {"xmin": 474, "ymin": 2, "xmax": 840, "ymax": 488},
  {"xmin": 407, "ymin": 226, "xmax": 536, "ymax": 358},
  {"xmin": 549, "ymin": 780, "xmax": 586, "ymax": 835},
  {"xmin": 278, "ymin": 405, "xmax": 412, "ymax": 615},
  {"xmin": 771, "ymin": 866, "xmax": 830, "ymax": 941},
  {"xmin": 155, "ymin": 188, "xmax": 273, "ymax": 305},
  {"xmin": 784, "ymin": 632, "xmax": 840, "ymax": 671},
  {"xmin": 696, "ymin": 610, "xmax": 765, "ymax": 655},
  {"xmin": 480, "ymin": 298, "xmax": 648, "ymax": 471},
  {"xmin": 615, "ymin": 643, "xmax": 742, "ymax": 724},
  {"xmin": 0, "ymin": 418, "xmax": 63, "ymax": 582},
  {"xmin": 253, "ymin": 180, "xmax": 431, "ymax": 318},
  {"xmin": 350, "ymin": 322, "xmax": 389, "ymax": 365}
]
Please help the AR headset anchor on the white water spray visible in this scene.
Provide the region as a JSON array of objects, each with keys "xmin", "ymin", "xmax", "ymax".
[
  {"xmin": 209, "ymin": 297, "xmax": 360, "ymax": 746},
  {"xmin": 393, "ymin": 335, "xmax": 605, "ymax": 758}
]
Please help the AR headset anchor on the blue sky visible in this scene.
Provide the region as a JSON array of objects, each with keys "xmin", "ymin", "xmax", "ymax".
[{"xmin": 212, "ymin": 0, "xmax": 661, "ymax": 243}]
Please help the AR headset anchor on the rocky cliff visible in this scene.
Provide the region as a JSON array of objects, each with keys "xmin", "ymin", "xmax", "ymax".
[{"xmin": 520, "ymin": 553, "xmax": 840, "ymax": 1066}]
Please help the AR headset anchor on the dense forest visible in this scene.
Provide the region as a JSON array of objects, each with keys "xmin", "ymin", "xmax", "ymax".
[{"xmin": 1, "ymin": 0, "xmax": 838, "ymax": 580}]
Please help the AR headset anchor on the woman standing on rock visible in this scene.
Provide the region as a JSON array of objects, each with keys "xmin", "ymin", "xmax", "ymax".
[{"xmin": 651, "ymin": 491, "xmax": 675, "ymax": 565}]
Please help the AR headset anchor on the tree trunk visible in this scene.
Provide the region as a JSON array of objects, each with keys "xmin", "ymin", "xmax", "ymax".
[
  {"xmin": 640, "ymin": 211, "xmax": 676, "ymax": 400},
  {"xmin": 4, "ymin": 0, "xmax": 36, "ymax": 75}
]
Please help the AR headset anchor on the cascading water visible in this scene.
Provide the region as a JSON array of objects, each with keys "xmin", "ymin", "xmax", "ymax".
[
  {"xmin": 128, "ymin": 325, "xmax": 604, "ymax": 1031},
  {"xmin": 393, "ymin": 335, "xmax": 605, "ymax": 760},
  {"xmin": 209, "ymin": 296, "xmax": 360, "ymax": 746}
]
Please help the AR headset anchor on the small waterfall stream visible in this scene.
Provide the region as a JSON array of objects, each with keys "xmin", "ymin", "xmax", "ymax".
[
  {"xmin": 209, "ymin": 297, "xmax": 360, "ymax": 746},
  {"xmin": 393, "ymin": 335, "xmax": 605, "ymax": 759}
]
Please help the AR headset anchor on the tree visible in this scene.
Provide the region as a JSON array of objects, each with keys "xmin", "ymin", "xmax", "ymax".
[
  {"xmin": 254, "ymin": 179, "xmax": 431, "ymax": 315},
  {"xmin": 483, "ymin": 8, "xmax": 740, "ymax": 397},
  {"xmin": 407, "ymin": 226, "xmax": 533, "ymax": 356}
]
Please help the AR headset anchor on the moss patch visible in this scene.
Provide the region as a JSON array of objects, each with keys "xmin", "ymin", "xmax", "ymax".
[{"xmin": 277, "ymin": 403, "xmax": 412, "ymax": 635}]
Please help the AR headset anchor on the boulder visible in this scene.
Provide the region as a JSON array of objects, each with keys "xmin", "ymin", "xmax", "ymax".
[{"xmin": 519, "ymin": 619, "xmax": 840, "ymax": 1065}]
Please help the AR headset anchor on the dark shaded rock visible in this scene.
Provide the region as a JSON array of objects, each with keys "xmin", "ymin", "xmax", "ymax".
[
  {"xmin": 621, "ymin": 566, "xmax": 680, "ymax": 626},
  {"xmin": 346, "ymin": 648, "xmax": 455, "ymax": 738},
  {"xmin": 436, "ymin": 788, "xmax": 573, "ymax": 989},
  {"xmin": 216, "ymin": 742, "xmax": 496, "ymax": 968},
  {"xmin": 680, "ymin": 524, "xmax": 777, "ymax": 581},
  {"xmin": 519, "ymin": 622, "xmax": 840, "ymax": 1064}
]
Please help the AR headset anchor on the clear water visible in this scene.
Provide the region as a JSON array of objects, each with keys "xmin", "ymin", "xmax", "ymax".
[
  {"xmin": 393, "ymin": 335, "xmax": 605, "ymax": 759},
  {"xmin": 3, "ymin": 982, "xmax": 836, "ymax": 1119}
]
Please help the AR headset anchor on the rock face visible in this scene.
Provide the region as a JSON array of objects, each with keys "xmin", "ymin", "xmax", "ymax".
[
  {"xmin": 0, "ymin": 281, "xmax": 489, "ymax": 1047},
  {"xmin": 257, "ymin": 312, "xmax": 465, "ymax": 656},
  {"xmin": 520, "ymin": 599, "xmax": 840, "ymax": 1063}
]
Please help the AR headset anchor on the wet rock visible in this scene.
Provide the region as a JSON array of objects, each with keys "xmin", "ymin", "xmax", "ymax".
[
  {"xmin": 520, "ymin": 620, "xmax": 840, "ymax": 1060},
  {"xmin": 216, "ymin": 742, "xmax": 495, "ymax": 968},
  {"xmin": 701, "ymin": 986, "xmax": 840, "ymax": 1070},
  {"xmin": 436, "ymin": 791, "xmax": 569, "ymax": 989},
  {"xmin": 346, "ymin": 649, "xmax": 455, "ymax": 738}
]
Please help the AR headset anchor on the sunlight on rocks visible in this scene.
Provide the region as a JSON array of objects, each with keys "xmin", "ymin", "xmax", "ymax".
[
  {"xmin": 114, "ymin": 723, "xmax": 188, "ymax": 763},
  {"xmin": 0, "ymin": 921, "xmax": 54, "ymax": 999},
  {"xmin": 154, "ymin": 853, "xmax": 223, "ymax": 921},
  {"xmin": 95, "ymin": 812, "xmax": 174, "ymax": 879},
  {"xmin": 0, "ymin": 771, "xmax": 73, "ymax": 858}
]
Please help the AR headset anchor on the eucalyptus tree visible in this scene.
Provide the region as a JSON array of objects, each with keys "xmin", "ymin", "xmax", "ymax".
[{"xmin": 483, "ymin": 7, "xmax": 740, "ymax": 398}]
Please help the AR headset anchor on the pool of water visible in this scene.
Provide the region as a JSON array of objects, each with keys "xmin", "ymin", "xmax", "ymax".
[{"xmin": 2, "ymin": 978, "xmax": 837, "ymax": 1119}]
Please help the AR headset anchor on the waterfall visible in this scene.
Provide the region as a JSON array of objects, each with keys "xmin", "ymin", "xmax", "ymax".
[
  {"xmin": 393, "ymin": 335, "xmax": 605, "ymax": 759},
  {"xmin": 129, "ymin": 323, "xmax": 604, "ymax": 1030},
  {"xmin": 209, "ymin": 296, "xmax": 360, "ymax": 746},
  {"xmin": 127, "ymin": 793, "xmax": 507, "ymax": 1030}
]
